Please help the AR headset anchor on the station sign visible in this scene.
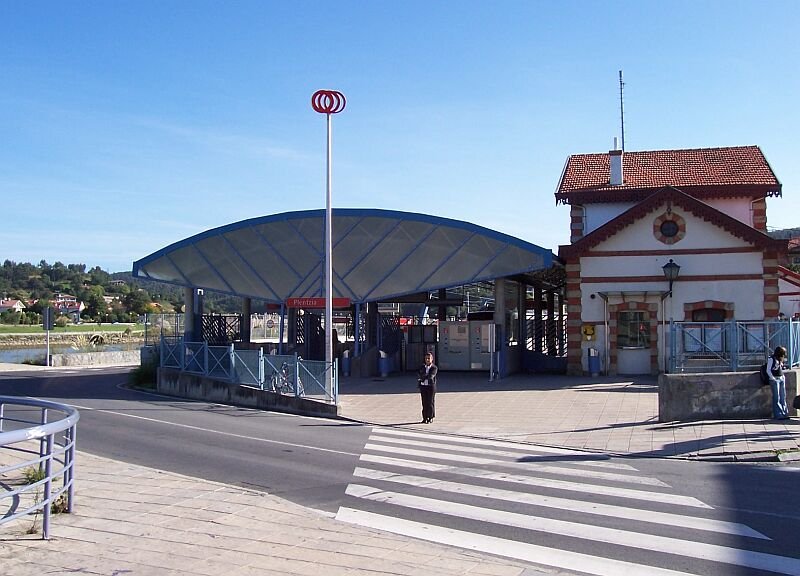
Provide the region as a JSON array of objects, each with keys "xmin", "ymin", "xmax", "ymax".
[{"xmin": 286, "ymin": 297, "xmax": 351, "ymax": 309}]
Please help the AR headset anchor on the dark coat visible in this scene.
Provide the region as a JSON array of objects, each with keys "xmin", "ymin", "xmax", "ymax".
[{"xmin": 418, "ymin": 363, "xmax": 438, "ymax": 386}]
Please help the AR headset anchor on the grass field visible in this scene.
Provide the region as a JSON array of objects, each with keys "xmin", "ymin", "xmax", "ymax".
[{"xmin": 0, "ymin": 323, "xmax": 146, "ymax": 334}]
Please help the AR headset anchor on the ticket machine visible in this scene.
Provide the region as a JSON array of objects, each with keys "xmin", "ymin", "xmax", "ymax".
[
  {"xmin": 468, "ymin": 320, "xmax": 495, "ymax": 370},
  {"xmin": 438, "ymin": 320, "xmax": 499, "ymax": 371},
  {"xmin": 438, "ymin": 321, "xmax": 470, "ymax": 370}
]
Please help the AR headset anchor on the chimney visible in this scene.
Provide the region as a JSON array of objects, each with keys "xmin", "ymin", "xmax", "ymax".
[{"xmin": 609, "ymin": 149, "xmax": 624, "ymax": 186}]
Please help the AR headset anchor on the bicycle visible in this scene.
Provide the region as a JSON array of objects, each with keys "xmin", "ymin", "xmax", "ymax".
[{"xmin": 270, "ymin": 361, "xmax": 303, "ymax": 396}]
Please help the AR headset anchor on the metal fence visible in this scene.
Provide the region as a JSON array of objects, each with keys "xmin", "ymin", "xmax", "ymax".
[
  {"xmin": 0, "ymin": 397, "xmax": 79, "ymax": 539},
  {"xmin": 144, "ymin": 313, "xmax": 184, "ymax": 345},
  {"xmin": 160, "ymin": 337, "xmax": 338, "ymax": 404},
  {"xmin": 670, "ymin": 320, "xmax": 800, "ymax": 373}
]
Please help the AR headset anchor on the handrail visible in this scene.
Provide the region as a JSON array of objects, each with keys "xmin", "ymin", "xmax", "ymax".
[{"xmin": 0, "ymin": 396, "xmax": 80, "ymax": 539}]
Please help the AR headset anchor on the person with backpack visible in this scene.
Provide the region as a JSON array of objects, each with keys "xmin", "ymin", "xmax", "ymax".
[{"xmin": 766, "ymin": 346, "xmax": 789, "ymax": 420}]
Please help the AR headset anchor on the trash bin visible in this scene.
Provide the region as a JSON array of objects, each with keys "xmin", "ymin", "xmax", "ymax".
[
  {"xmin": 588, "ymin": 347, "xmax": 600, "ymax": 377},
  {"xmin": 378, "ymin": 350, "xmax": 390, "ymax": 378},
  {"xmin": 342, "ymin": 349, "xmax": 351, "ymax": 377}
]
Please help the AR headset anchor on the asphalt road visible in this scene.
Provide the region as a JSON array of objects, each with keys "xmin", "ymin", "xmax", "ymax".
[{"xmin": 0, "ymin": 367, "xmax": 372, "ymax": 512}]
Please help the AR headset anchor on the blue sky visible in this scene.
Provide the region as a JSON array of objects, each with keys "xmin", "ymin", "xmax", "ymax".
[{"xmin": 2, "ymin": 1, "xmax": 798, "ymax": 273}]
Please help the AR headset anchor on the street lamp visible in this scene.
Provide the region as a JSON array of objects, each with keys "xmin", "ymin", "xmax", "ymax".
[{"xmin": 662, "ymin": 259, "xmax": 680, "ymax": 296}]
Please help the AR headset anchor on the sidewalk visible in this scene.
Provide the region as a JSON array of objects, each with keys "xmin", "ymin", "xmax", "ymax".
[
  {"xmin": 338, "ymin": 371, "xmax": 800, "ymax": 461},
  {"xmin": 2, "ymin": 365, "xmax": 799, "ymax": 575},
  {"xmin": 0, "ymin": 453, "xmax": 537, "ymax": 576}
]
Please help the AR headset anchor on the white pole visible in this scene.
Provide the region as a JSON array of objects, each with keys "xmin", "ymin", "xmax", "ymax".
[
  {"xmin": 312, "ymin": 89, "xmax": 345, "ymax": 393},
  {"xmin": 325, "ymin": 111, "xmax": 333, "ymax": 392}
]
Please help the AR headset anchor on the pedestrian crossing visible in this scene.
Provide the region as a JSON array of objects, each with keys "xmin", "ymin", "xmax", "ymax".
[{"xmin": 336, "ymin": 427, "xmax": 800, "ymax": 576}]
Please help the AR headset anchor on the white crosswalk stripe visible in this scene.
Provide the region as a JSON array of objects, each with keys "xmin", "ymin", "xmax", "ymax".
[
  {"xmin": 371, "ymin": 428, "xmax": 639, "ymax": 469},
  {"xmin": 359, "ymin": 453, "xmax": 709, "ymax": 507},
  {"xmin": 351, "ymin": 467, "xmax": 764, "ymax": 537},
  {"xmin": 337, "ymin": 426, "xmax": 800, "ymax": 576},
  {"xmin": 364, "ymin": 442, "xmax": 668, "ymax": 485}
]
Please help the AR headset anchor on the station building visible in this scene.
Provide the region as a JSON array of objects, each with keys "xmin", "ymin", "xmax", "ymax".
[{"xmin": 134, "ymin": 145, "xmax": 791, "ymax": 378}]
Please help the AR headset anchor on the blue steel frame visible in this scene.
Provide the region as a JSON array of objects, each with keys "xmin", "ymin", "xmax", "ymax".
[
  {"xmin": 669, "ymin": 319, "xmax": 800, "ymax": 373},
  {"xmin": 161, "ymin": 337, "xmax": 338, "ymax": 404}
]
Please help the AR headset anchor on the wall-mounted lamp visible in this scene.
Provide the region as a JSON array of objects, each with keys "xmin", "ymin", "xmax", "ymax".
[{"xmin": 662, "ymin": 259, "xmax": 680, "ymax": 296}]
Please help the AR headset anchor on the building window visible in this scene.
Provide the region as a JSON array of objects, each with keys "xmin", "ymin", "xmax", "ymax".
[
  {"xmin": 660, "ymin": 220, "xmax": 679, "ymax": 238},
  {"xmin": 684, "ymin": 308, "xmax": 726, "ymax": 356},
  {"xmin": 653, "ymin": 210, "xmax": 686, "ymax": 245},
  {"xmin": 617, "ymin": 311, "xmax": 650, "ymax": 349},
  {"xmin": 691, "ymin": 308, "xmax": 726, "ymax": 322}
]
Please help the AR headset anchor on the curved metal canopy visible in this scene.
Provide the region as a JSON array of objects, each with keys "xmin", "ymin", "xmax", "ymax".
[{"xmin": 133, "ymin": 209, "xmax": 554, "ymax": 304}]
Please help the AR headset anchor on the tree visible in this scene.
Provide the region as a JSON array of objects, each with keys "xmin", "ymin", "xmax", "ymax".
[
  {"xmin": 123, "ymin": 290, "xmax": 151, "ymax": 315},
  {"xmin": 89, "ymin": 266, "xmax": 110, "ymax": 286},
  {"xmin": 82, "ymin": 286, "xmax": 108, "ymax": 320}
]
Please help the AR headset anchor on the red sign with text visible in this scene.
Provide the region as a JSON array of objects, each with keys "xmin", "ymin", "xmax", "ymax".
[{"xmin": 286, "ymin": 297, "xmax": 351, "ymax": 309}]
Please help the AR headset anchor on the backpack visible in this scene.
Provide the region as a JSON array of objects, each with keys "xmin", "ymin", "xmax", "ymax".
[{"xmin": 759, "ymin": 362, "xmax": 770, "ymax": 386}]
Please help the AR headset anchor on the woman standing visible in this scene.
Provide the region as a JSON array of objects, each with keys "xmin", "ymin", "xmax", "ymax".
[
  {"xmin": 417, "ymin": 352, "xmax": 438, "ymax": 424},
  {"xmin": 767, "ymin": 346, "xmax": 788, "ymax": 420}
]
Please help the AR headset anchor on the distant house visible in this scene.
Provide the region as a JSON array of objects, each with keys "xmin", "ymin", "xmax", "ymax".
[
  {"xmin": 52, "ymin": 293, "xmax": 86, "ymax": 317},
  {"xmin": 109, "ymin": 280, "xmax": 126, "ymax": 287},
  {"xmin": 0, "ymin": 299, "xmax": 26, "ymax": 314},
  {"xmin": 556, "ymin": 145, "xmax": 786, "ymax": 375}
]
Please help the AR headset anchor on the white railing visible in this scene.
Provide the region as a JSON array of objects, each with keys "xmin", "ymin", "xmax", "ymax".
[{"xmin": 0, "ymin": 397, "xmax": 79, "ymax": 539}]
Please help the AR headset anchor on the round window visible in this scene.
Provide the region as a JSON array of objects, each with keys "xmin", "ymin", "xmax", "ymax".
[{"xmin": 660, "ymin": 220, "xmax": 679, "ymax": 238}]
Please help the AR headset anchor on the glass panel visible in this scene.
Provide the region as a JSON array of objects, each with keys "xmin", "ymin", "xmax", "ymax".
[
  {"xmin": 617, "ymin": 311, "xmax": 650, "ymax": 349},
  {"xmin": 703, "ymin": 325, "xmax": 724, "ymax": 352},
  {"xmin": 683, "ymin": 326, "xmax": 702, "ymax": 353}
]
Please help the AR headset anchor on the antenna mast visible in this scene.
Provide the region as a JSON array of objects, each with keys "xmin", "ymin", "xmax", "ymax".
[{"xmin": 618, "ymin": 70, "xmax": 625, "ymax": 151}]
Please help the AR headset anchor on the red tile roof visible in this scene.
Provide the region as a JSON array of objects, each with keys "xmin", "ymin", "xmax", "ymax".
[{"xmin": 555, "ymin": 146, "xmax": 781, "ymax": 204}]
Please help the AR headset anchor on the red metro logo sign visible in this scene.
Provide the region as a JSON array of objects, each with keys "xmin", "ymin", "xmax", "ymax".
[{"xmin": 311, "ymin": 90, "xmax": 346, "ymax": 115}]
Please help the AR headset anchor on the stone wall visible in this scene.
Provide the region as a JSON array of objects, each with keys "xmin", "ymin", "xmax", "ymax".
[
  {"xmin": 0, "ymin": 332, "xmax": 144, "ymax": 348},
  {"xmin": 50, "ymin": 350, "xmax": 142, "ymax": 367},
  {"xmin": 658, "ymin": 370, "xmax": 798, "ymax": 422},
  {"xmin": 157, "ymin": 368, "xmax": 340, "ymax": 418}
]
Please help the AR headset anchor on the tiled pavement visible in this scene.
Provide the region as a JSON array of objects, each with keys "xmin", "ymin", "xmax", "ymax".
[{"xmin": 338, "ymin": 372, "xmax": 800, "ymax": 460}]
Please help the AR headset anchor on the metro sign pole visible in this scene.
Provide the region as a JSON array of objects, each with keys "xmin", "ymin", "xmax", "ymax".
[{"xmin": 311, "ymin": 90, "xmax": 346, "ymax": 392}]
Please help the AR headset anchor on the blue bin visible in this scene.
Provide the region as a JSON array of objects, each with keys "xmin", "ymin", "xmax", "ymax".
[
  {"xmin": 378, "ymin": 356, "xmax": 391, "ymax": 378},
  {"xmin": 588, "ymin": 348, "xmax": 600, "ymax": 376}
]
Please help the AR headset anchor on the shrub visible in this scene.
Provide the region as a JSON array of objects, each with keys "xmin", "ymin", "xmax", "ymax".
[
  {"xmin": 129, "ymin": 355, "xmax": 158, "ymax": 389},
  {"xmin": 22, "ymin": 466, "xmax": 46, "ymax": 484}
]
